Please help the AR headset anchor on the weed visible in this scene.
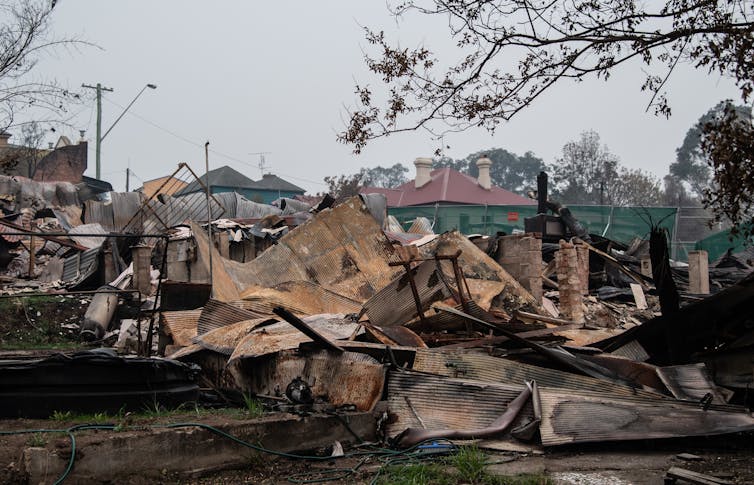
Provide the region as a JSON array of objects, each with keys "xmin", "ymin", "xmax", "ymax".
[
  {"xmin": 376, "ymin": 462, "xmax": 452, "ymax": 485},
  {"xmin": 451, "ymin": 445, "xmax": 487, "ymax": 483},
  {"xmin": 26, "ymin": 433, "xmax": 47, "ymax": 447},
  {"xmin": 50, "ymin": 410, "xmax": 72, "ymax": 421},
  {"xmin": 242, "ymin": 393, "xmax": 265, "ymax": 418},
  {"xmin": 142, "ymin": 398, "xmax": 165, "ymax": 418}
]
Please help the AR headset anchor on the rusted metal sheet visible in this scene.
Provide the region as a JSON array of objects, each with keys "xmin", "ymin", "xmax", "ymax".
[
  {"xmin": 362, "ymin": 259, "xmax": 451, "ymax": 327},
  {"xmin": 656, "ymin": 363, "xmax": 728, "ymax": 404},
  {"xmin": 423, "ymin": 231, "xmax": 540, "ymax": 314},
  {"xmin": 406, "ymin": 217, "xmax": 434, "ymax": 235},
  {"xmin": 368, "ymin": 325, "xmax": 427, "ymax": 348},
  {"xmin": 232, "ymin": 350, "xmax": 385, "ymax": 411},
  {"xmin": 272, "ymin": 307, "xmax": 344, "ymax": 353},
  {"xmin": 385, "ymin": 371, "xmax": 534, "ymax": 444},
  {"xmin": 538, "ymin": 387, "xmax": 754, "ymax": 446},
  {"xmin": 410, "ymin": 349, "xmax": 666, "ymax": 400},
  {"xmin": 197, "ymin": 299, "xmax": 260, "ymax": 336},
  {"xmin": 194, "ymin": 318, "xmax": 274, "ymax": 355},
  {"xmin": 228, "ymin": 315, "xmax": 361, "ymax": 361},
  {"xmin": 194, "ymin": 197, "xmax": 400, "ymax": 302},
  {"xmin": 161, "ymin": 310, "xmax": 201, "ymax": 347},
  {"xmin": 238, "ymin": 281, "xmax": 362, "ymax": 317}
]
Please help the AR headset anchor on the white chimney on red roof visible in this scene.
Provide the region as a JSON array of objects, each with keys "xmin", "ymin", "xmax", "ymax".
[
  {"xmin": 476, "ymin": 155, "xmax": 492, "ymax": 190},
  {"xmin": 414, "ymin": 157, "xmax": 433, "ymax": 188}
]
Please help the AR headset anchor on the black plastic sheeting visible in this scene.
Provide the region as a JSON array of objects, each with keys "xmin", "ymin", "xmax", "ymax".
[{"xmin": 0, "ymin": 349, "xmax": 200, "ymax": 418}]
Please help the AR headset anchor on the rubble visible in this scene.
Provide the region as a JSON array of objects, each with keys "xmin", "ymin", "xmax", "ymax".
[{"xmin": 1, "ymin": 168, "xmax": 753, "ymax": 483}]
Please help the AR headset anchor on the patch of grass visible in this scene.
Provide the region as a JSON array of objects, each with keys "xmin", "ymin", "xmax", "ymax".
[
  {"xmin": 0, "ymin": 295, "xmax": 86, "ymax": 350},
  {"xmin": 26, "ymin": 433, "xmax": 47, "ymax": 447},
  {"xmin": 50, "ymin": 410, "xmax": 73, "ymax": 421},
  {"xmin": 376, "ymin": 462, "xmax": 453, "ymax": 485},
  {"xmin": 49, "ymin": 409, "xmax": 114, "ymax": 424},
  {"xmin": 375, "ymin": 447, "xmax": 554, "ymax": 485}
]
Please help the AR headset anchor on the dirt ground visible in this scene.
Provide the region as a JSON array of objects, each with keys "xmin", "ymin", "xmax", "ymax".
[{"xmin": 1, "ymin": 414, "xmax": 751, "ymax": 484}]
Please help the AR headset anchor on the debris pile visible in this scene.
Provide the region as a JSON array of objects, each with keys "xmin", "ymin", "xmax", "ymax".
[{"xmin": 1, "ymin": 167, "xmax": 753, "ymax": 465}]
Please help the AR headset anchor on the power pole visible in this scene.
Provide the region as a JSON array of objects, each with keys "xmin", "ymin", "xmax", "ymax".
[
  {"xmin": 82, "ymin": 82, "xmax": 114, "ymax": 180},
  {"xmin": 125, "ymin": 167, "xmax": 130, "ymax": 192}
]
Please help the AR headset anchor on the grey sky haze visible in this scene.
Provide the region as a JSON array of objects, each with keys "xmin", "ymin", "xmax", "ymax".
[{"xmin": 36, "ymin": 1, "xmax": 743, "ymax": 194}]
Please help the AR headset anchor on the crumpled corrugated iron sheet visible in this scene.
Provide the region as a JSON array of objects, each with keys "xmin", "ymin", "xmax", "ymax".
[
  {"xmin": 278, "ymin": 197, "xmax": 311, "ymax": 215},
  {"xmin": 0, "ymin": 211, "xmax": 32, "ymax": 243},
  {"xmin": 422, "ymin": 231, "xmax": 540, "ymax": 314},
  {"xmin": 407, "ymin": 217, "xmax": 434, "ymax": 235},
  {"xmin": 362, "ymin": 259, "xmax": 451, "ymax": 327},
  {"xmin": 161, "ymin": 309, "xmax": 201, "ymax": 347},
  {"xmin": 410, "ymin": 348, "xmax": 665, "ymax": 400},
  {"xmin": 238, "ymin": 281, "xmax": 362, "ymax": 317},
  {"xmin": 231, "ymin": 349, "xmax": 385, "ymax": 411},
  {"xmin": 228, "ymin": 314, "xmax": 361, "ymax": 361},
  {"xmin": 193, "ymin": 318, "xmax": 274, "ymax": 355},
  {"xmin": 212, "ymin": 192, "xmax": 282, "ymax": 219},
  {"xmin": 52, "ymin": 207, "xmax": 82, "ymax": 230},
  {"xmin": 192, "ymin": 197, "xmax": 401, "ymax": 303},
  {"xmin": 68, "ymin": 223, "xmax": 108, "ymax": 249},
  {"xmin": 386, "ymin": 370, "xmax": 534, "ymax": 443},
  {"xmin": 656, "ymin": 363, "xmax": 729, "ymax": 404},
  {"xmin": 538, "ymin": 387, "xmax": 754, "ymax": 446},
  {"xmin": 196, "ymin": 299, "xmax": 260, "ymax": 336}
]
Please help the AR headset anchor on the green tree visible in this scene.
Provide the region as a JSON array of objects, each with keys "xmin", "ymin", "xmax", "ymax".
[
  {"xmin": 339, "ymin": 1, "xmax": 754, "ymax": 155},
  {"xmin": 362, "ymin": 163, "xmax": 409, "ymax": 188},
  {"xmin": 549, "ymin": 131, "xmax": 620, "ymax": 205},
  {"xmin": 464, "ymin": 148, "xmax": 544, "ymax": 194}
]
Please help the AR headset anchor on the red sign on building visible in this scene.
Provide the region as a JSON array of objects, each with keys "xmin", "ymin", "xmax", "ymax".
[{"xmin": 507, "ymin": 212, "xmax": 519, "ymax": 222}]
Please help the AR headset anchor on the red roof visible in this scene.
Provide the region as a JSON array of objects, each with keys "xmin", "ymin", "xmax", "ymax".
[{"xmin": 360, "ymin": 168, "xmax": 535, "ymax": 207}]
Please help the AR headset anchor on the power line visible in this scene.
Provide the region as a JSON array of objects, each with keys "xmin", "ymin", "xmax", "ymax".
[{"xmin": 100, "ymin": 96, "xmax": 329, "ymax": 188}]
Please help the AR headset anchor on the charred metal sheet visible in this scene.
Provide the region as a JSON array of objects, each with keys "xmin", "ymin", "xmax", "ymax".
[
  {"xmin": 0, "ymin": 350, "xmax": 199, "ymax": 418},
  {"xmin": 362, "ymin": 259, "xmax": 451, "ymax": 327},
  {"xmin": 228, "ymin": 315, "xmax": 361, "ymax": 361},
  {"xmin": 197, "ymin": 299, "xmax": 260, "ymax": 336},
  {"xmin": 385, "ymin": 371, "xmax": 534, "ymax": 444},
  {"xmin": 538, "ymin": 387, "xmax": 754, "ymax": 446},
  {"xmin": 232, "ymin": 349, "xmax": 385, "ymax": 411},
  {"xmin": 411, "ymin": 349, "xmax": 666, "ymax": 400},
  {"xmin": 160, "ymin": 281, "xmax": 212, "ymax": 311},
  {"xmin": 194, "ymin": 318, "xmax": 274, "ymax": 355},
  {"xmin": 68, "ymin": 223, "xmax": 108, "ymax": 249},
  {"xmin": 161, "ymin": 310, "xmax": 201, "ymax": 347},
  {"xmin": 702, "ymin": 345, "xmax": 754, "ymax": 390},
  {"xmin": 213, "ymin": 191, "xmax": 281, "ymax": 219},
  {"xmin": 395, "ymin": 383, "xmax": 532, "ymax": 448},
  {"xmin": 657, "ymin": 363, "xmax": 728, "ymax": 404},
  {"xmin": 279, "ymin": 197, "xmax": 311, "ymax": 215},
  {"xmin": 368, "ymin": 325, "xmax": 427, "ymax": 348}
]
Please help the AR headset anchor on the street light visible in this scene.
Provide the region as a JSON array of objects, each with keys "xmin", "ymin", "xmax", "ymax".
[{"xmin": 101, "ymin": 83, "xmax": 157, "ymax": 142}]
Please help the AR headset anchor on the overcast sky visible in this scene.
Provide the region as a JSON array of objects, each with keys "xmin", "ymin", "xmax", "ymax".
[{"xmin": 36, "ymin": 1, "xmax": 742, "ymax": 194}]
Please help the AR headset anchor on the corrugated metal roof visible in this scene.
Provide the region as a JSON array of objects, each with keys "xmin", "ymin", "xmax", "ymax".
[
  {"xmin": 161, "ymin": 309, "xmax": 201, "ymax": 346},
  {"xmin": 196, "ymin": 299, "xmax": 260, "ymax": 336},
  {"xmin": 111, "ymin": 192, "xmax": 144, "ymax": 231},
  {"xmin": 362, "ymin": 259, "xmax": 451, "ymax": 327},
  {"xmin": 407, "ymin": 217, "xmax": 434, "ymax": 235},
  {"xmin": 84, "ymin": 199, "xmax": 115, "ymax": 231},
  {"xmin": 194, "ymin": 318, "xmax": 271, "ymax": 355},
  {"xmin": 385, "ymin": 371, "xmax": 534, "ymax": 441},
  {"xmin": 538, "ymin": 387, "xmax": 754, "ymax": 446}
]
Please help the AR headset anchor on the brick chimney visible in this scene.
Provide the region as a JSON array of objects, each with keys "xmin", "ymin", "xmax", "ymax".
[
  {"xmin": 0, "ymin": 132, "xmax": 11, "ymax": 147},
  {"xmin": 414, "ymin": 157, "xmax": 433, "ymax": 188},
  {"xmin": 476, "ymin": 155, "xmax": 492, "ymax": 190}
]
